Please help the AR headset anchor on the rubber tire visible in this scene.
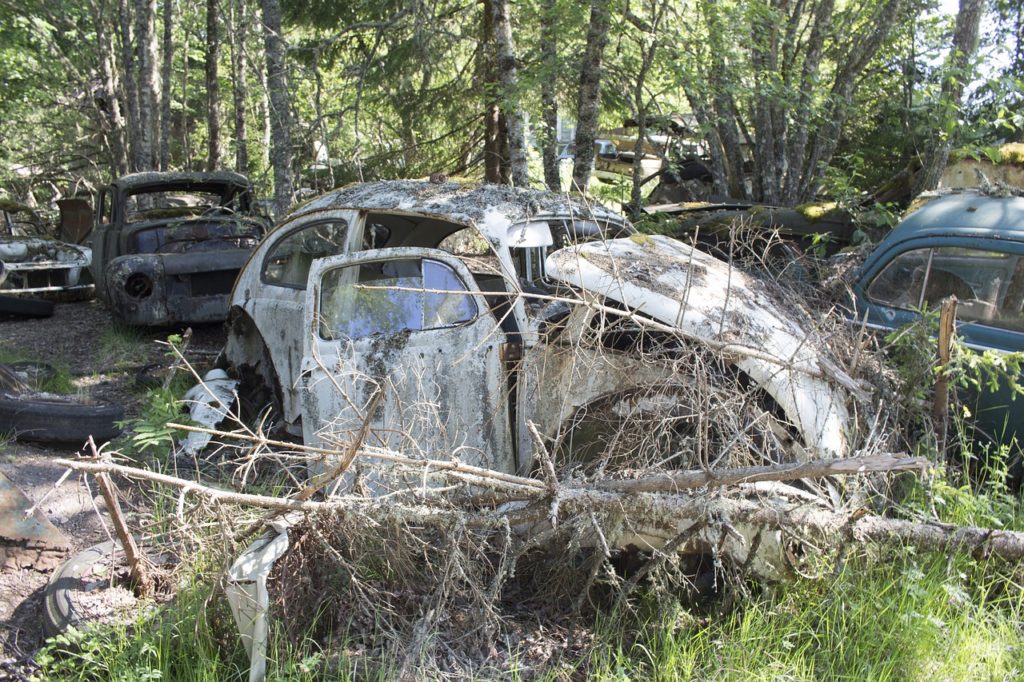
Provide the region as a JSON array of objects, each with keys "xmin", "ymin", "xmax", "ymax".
[
  {"xmin": 0, "ymin": 393, "xmax": 123, "ymax": 444},
  {"xmin": 43, "ymin": 541, "xmax": 118, "ymax": 638},
  {"xmin": 0, "ymin": 294, "xmax": 55, "ymax": 318}
]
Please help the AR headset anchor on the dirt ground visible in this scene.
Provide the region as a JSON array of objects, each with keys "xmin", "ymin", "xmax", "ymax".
[{"xmin": 0, "ymin": 300, "xmax": 226, "ymax": 667}]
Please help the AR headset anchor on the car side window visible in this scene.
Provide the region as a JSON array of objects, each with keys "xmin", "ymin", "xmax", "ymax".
[
  {"xmin": 262, "ymin": 220, "xmax": 349, "ymax": 288},
  {"xmin": 319, "ymin": 258, "xmax": 478, "ymax": 340},
  {"xmin": 867, "ymin": 246, "xmax": 1024, "ymax": 331}
]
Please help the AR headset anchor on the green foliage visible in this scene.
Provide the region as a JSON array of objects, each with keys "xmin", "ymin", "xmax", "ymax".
[
  {"xmin": 35, "ymin": 581, "xmax": 248, "ymax": 681},
  {"xmin": 99, "ymin": 325, "xmax": 152, "ymax": 370},
  {"xmin": 592, "ymin": 552, "xmax": 1024, "ymax": 680},
  {"xmin": 0, "ymin": 343, "xmax": 75, "ymax": 394}
]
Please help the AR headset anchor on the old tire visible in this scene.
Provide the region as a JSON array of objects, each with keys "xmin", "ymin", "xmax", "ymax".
[
  {"xmin": 0, "ymin": 294, "xmax": 55, "ymax": 318},
  {"xmin": 43, "ymin": 541, "xmax": 118, "ymax": 638},
  {"xmin": 0, "ymin": 393, "xmax": 123, "ymax": 444}
]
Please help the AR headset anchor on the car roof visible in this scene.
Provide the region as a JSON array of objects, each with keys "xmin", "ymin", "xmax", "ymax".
[
  {"xmin": 291, "ymin": 180, "xmax": 628, "ymax": 239},
  {"xmin": 111, "ymin": 171, "xmax": 252, "ymax": 192},
  {"xmin": 888, "ymin": 189, "xmax": 1024, "ymax": 242}
]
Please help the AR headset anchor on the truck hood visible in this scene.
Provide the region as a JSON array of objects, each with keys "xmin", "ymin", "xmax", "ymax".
[{"xmin": 546, "ymin": 234, "xmax": 851, "ymax": 457}]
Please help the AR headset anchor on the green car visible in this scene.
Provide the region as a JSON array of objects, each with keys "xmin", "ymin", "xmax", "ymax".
[{"xmin": 851, "ymin": 189, "xmax": 1024, "ymax": 463}]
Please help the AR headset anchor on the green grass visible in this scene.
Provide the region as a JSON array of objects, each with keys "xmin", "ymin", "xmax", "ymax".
[
  {"xmin": 592, "ymin": 552, "xmax": 1024, "ymax": 681},
  {"xmin": 98, "ymin": 323, "xmax": 153, "ymax": 368},
  {"xmin": 0, "ymin": 343, "xmax": 75, "ymax": 394}
]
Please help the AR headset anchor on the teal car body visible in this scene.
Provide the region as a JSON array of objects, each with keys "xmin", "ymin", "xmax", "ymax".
[{"xmin": 851, "ymin": 190, "xmax": 1024, "ymax": 458}]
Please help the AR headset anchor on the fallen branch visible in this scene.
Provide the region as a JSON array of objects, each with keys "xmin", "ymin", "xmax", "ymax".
[
  {"xmin": 87, "ymin": 437, "xmax": 153, "ymax": 597},
  {"xmin": 584, "ymin": 454, "xmax": 929, "ymax": 494}
]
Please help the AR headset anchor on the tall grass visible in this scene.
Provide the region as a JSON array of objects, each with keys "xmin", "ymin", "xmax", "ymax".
[{"xmin": 593, "ymin": 551, "xmax": 1024, "ymax": 681}]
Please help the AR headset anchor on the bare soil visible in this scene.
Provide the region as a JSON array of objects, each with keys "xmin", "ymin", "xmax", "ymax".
[{"xmin": 0, "ymin": 300, "xmax": 226, "ymax": 664}]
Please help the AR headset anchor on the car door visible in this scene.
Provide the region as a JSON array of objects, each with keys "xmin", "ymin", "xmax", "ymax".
[
  {"xmin": 300, "ymin": 247, "xmax": 515, "ymax": 491},
  {"xmin": 855, "ymin": 238, "xmax": 1024, "ymax": 452},
  {"xmin": 241, "ymin": 209, "xmax": 359, "ymax": 424}
]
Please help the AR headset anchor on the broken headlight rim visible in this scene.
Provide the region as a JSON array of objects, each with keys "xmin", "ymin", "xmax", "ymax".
[{"xmin": 125, "ymin": 272, "xmax": 154, "ymax": 299}]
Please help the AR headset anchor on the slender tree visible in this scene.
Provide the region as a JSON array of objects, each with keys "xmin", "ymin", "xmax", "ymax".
[
  {"xmin": 134, "ymin": 0, "xmax": 158, "ymax": 170},
  {"xmin": 262, "ymin": 0, "xmax": 293, "ymax": 217},
  {"xmin": 206, "ymin": 0, "xmax": 222, "ymax": 170},
  {"xmin": 230, "ymin": 0, "xmax": 250, "ymax": 175},
  {"xmin": 572, "ymin": 0, "xmax": 611, "ymax": 194},
  {"xmin": 490, "ymin": 0, "xmax": 528, "ymax": 186},
  {"xmin": 538, "ymin": 0, "xmax": 560, "ymax": 191},
  {"xmin": 912, "ymin": 0, "xmax": 985, "ymax": 194},
  {"xmin": 159, "ymin": 0, "xmax": 173, "ymax": 170}
]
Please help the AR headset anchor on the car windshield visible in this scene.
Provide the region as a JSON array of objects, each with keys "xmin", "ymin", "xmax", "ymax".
[
  {"xmin": 131, "ymin": 221, "xmax": 263, "ymax": 254},
  {"xmin": 125, "ymin": 185, "xmax": 249, "ymax": 223}
]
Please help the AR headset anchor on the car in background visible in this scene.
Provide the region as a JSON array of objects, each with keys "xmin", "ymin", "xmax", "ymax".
[
  {"xmin": 850, "ymin": 189, "xmax": 1024, "ymax": 458},
  {"xmin": 91, "ymin": 171, "xmax": 270, "ymax": 326}
]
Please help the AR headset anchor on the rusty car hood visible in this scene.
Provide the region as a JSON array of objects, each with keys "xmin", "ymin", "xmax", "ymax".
[
  {"xmin": 546, "ymin": 234, "xmax": 851, "ymax": 457},
  {"xmin": 0, "ymin": 237, "xmax": 91, "ymax": 267}
]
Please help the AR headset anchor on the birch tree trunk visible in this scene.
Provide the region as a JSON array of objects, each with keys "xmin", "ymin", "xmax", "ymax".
[
  {"xmin": 159, "ymin": 0, "xmax": 173, "ymax": 170},
  {"xmin": 571, "ymin": 0, "xmax": 611, "ymax": 194},
  {"xmin": 912, "ymin": 0, "xmax": 985, "ymax": 195},
  {"xmin": 92, "ymin": 0, "xmax": 129, "ymax": 175},
  {"xmin": 490, "ymin": 0, "xmax": 528, "ymax": 187},
  {"xmin": 117, "ymin": 0, "xmax": 141, "ymax": 170},
  {"xmin": 539, "ymin": 0, "xmax": 560, "ymax": 192},
  {"xmin": 481, "ymin": 0, "xmax": 502, "ymax": 184},
  {"xmin": 780, "ymin": 0, "xmax": 833, "ymax": 204},
  {"xmin": 230, "ymin": 0, "xmax": 249, "ymax": 175},
  {"xmin": 261, "ymin": 0, "xmax": 293, "ymax": 218},
  {"xmin": 801, "ymin": 0, "xmax": 905, "ymax": 201},
  {"xmin": 134, "ymin": 0, "xmax": 157, "ymax": 170},
  {"xmin": 206, "ymin": 0, "xmax": 222, "ymax": 170}
]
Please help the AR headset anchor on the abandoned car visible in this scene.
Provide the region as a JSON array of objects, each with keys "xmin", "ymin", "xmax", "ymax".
[
  {"xmin": 851, "ymin": 189, "xmax": 1024, "ymax": 457},
  {"xmin": 223, "ymin": 180, "xmax": 854, "ymax": 467},
  {"xmin": 218, "ymin": 181, "xmax": 861, "ymax": 678},
  {"xmin": 0, "ymin": 236, "xmax": 93, "ymax": 303},
  {"xmin": 91, "ymin": 171, "xmax": 270, "ymax": 325}
]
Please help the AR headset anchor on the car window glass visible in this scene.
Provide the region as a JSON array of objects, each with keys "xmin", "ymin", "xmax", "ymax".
[
  {"xmin": 263, "ymin": 220, "xmax": 349, "ymax": 288},
  {"xmin": 319, "ymin": 258, "xmax": 477, "ymax": 340},
  {"xmin": 867, "ymin": 246, "xmax": 1024, "ymax": 331}
]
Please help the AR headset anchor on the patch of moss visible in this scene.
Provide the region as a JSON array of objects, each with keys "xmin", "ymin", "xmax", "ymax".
[
  {"xmin": 747, "ymin": 205, "xmax": 770, "ymax": 216},
  {"xmin": 629, "ymin": 233, "xmax": 654, "ymax": 246},
  {"xmin": 0, "ymin": 199, "xmax": 33, "ymax": 213},
  {"xmin": 794, "ymin": 201, "xmax": 838, "ymax": 221}
]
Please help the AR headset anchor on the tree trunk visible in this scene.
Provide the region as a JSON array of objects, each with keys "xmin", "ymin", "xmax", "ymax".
[
  {"xmin": 801, "ymin": 0, "xmax": 905, "ymax": 201},
  {"xmin": 117, "ymin": 0, "xmax": 141, "ymax": 170},
  {"xmin": 912, "ymin": 0, "xmax": 984, "ymax": 195},
  {"xmin": 229, "ymin": 0, "xmax": 249, "ymax": 175},
  {"xmin": 206, "ymin": 0, "xmax": 222, "ymax": 170},
  {"xmin": 134, "ymin": 0, "xmax": 157, "ymax": 171},
  {"xmin": 159, "ymin": 0, "xmax": 173, "ymax": 170},
  {"xmin": 780, "ymin": 0, "xmax": 834, "ymax": 205},
  {"xmin": 571, "ymin": 0, "xmax": 611, "ymax": 194},
  {"xmin": 481, "ymin": 0, "xmax": 501, "ymax": 184},
  {"xmin": 261, "ymin": 0, "xmax": 293, "ymax": 218},
  {"xmin": 700, "ymin": 0, "xmax": 748, "ymax": 200},
  {"xmin": 490, "ymin": 0, "xmax": 528, "ymax": 187},
  {"xmin": 92, "ymin": 0, "xmax": 129, "ymax": 175},
  {"xmin": 539, "ymin": 0, "xmax": 560, "ymax": 192}
]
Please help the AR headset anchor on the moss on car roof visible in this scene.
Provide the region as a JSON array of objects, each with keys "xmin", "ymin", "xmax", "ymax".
[
  {"xmin": 292, "ymin": 180, "xmax": 625, "ymax": 227},
  {"xmin": 111, "ymin": 171, "xmax": 253, "ymax": 191}
]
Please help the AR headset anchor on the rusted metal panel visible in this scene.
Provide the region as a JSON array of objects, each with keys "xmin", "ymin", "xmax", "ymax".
[{"xmin": 0, "ymin": 472, "xmax": 70, "ymax": 571}]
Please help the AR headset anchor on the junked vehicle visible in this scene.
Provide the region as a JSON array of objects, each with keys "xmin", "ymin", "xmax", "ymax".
[
  {"xmin": 91, "ymin": 171, "xmax": 270, "ymax": 326},
  {"xmin": 0, "ymin": 236, "xmax": 93, "ymax": 304},
  {"xmin": 220, "ymin": 181, "xmax": 862, "ymax": 678},
  {"xmin": 223, "ymin": 180, "xmax": 854, "ymax": 463},
  {"xmin": 850, "ymin": 189, "xmax": 1024, "ymax": 459}
]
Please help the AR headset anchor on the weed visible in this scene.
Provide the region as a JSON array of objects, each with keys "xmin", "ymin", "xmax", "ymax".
[{"xmin": 99, "ymin": 324, "xmax": 152, "ymax": 369}]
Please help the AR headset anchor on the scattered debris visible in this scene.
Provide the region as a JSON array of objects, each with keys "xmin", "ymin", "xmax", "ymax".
[{"xmin": 0, "ymin": 472, "xmax": 70, "ymax": 572}]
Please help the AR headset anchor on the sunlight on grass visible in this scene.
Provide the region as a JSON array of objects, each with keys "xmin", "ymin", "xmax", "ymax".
[
  {"xmin": 591, "ymin": 552, "xmax": 1024, "ymax": 681},
  {"xmin": 98, "ymin": 323, "xmax": 152, "ymax": 368}
]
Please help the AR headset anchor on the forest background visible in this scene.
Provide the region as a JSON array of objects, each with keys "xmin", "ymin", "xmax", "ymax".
[{"xmin": 1, "ymin": 0, "xmax": 1021, "ymax": 219}]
